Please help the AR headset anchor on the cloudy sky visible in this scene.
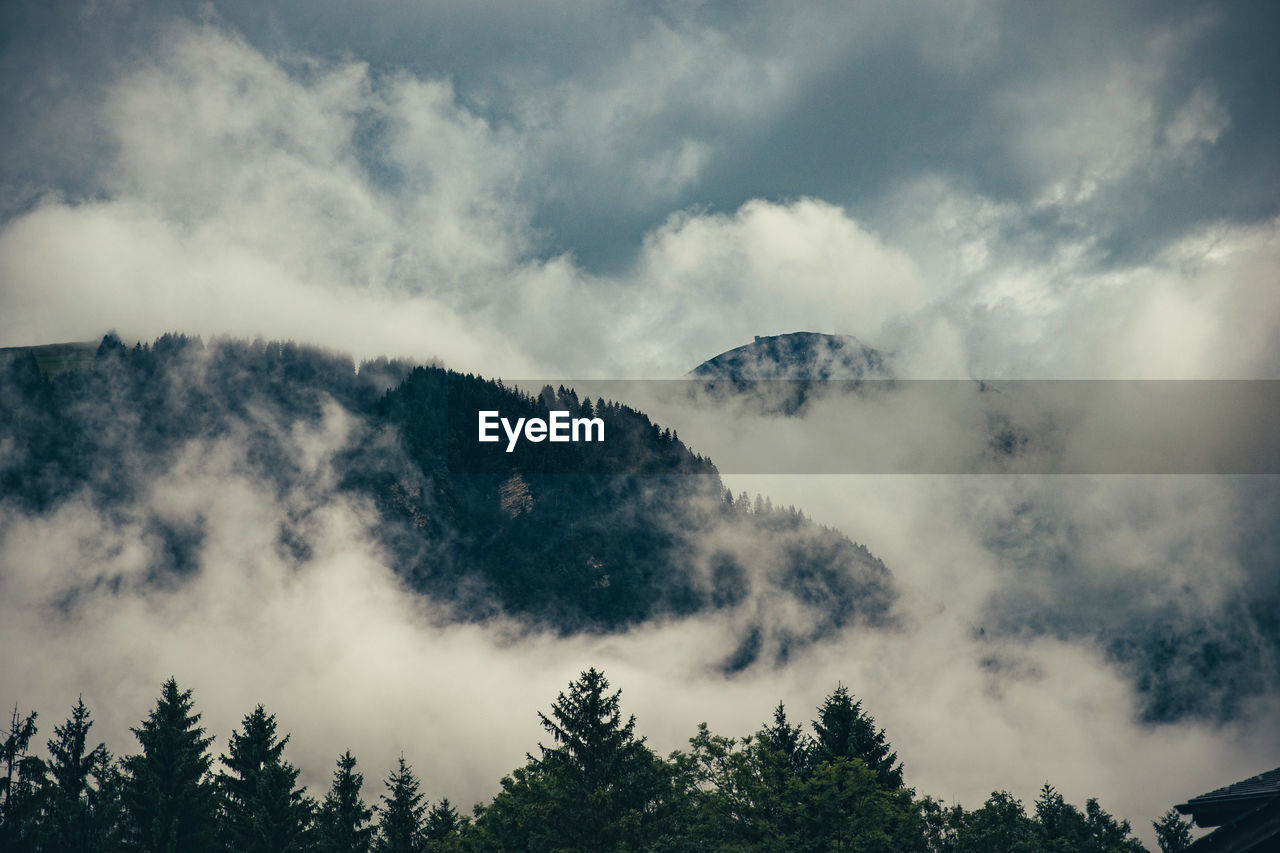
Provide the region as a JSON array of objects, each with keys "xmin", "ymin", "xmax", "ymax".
[
  {"xmin": 2, "ymin": 1, "xmax": 1279, "ymax": 846},
  {"xmin": 2, "ymin": 0, "xmax": 1278, "ymax": 378}
]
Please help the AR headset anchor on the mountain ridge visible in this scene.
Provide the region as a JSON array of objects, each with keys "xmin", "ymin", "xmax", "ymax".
[{"xmin": 690, "ymin": 332, "xmax": 891, "ymax": 381}]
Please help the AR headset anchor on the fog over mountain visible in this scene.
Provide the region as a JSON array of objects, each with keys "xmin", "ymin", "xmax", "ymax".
[
  {"xmin": 3, "ymin": 335, "xmax": 1278, "ymax": 850},
  {"xmin": 2, "ymin": 2, "xmax": 1279, "ymax": 848},
  {"xmin": 681, "ymin": 335, "xmax": 1280, "ymax": 724}
]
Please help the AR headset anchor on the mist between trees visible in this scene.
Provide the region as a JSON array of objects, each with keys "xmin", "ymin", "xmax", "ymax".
[{"xmin": 1, "ymin": 670, "xmax": 1195, "ymax": 853}]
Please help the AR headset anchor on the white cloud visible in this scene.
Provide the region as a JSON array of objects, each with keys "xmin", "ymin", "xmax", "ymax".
[
  {"xmin": 625, "ymin": 198, "xmax": 930, "ymax": 372},
  {"xmin": 876, "ymin": 172, "xmax": 1280, "ymax": 378},
  {"xmin": 0, "ymin": 23, "xmax": 538, "ymax": 372},
  {"xmin": 0, "ymin": 199, "xmax": 530, "ymax": 373},
  {"xmin": 2, "ymin": 16, "xmax": 1274, "ymax": 382}
]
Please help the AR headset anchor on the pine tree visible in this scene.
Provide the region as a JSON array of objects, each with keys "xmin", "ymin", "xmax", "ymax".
[
  {"xmin": 217, "ymin": 704, "xmax": 313, "ymax": 852},
  {"xmin": 470, "ymin": 668, "xmax": 687, "ymax": 851},
  {"xmin": 374, "ymin": 757, "xmax": 425, "ymax": 853},
  {"xmin": 316, "ymin": 751, "xmax": 374, "ymax": 853},
  {"xmin": 759, "ymin": 702, "xmax": 808, "ymax": 777},
  {"xmin": 749, "ymin": 703, "xmax": 809, "ymax": 842},
  {"xmin": 811, "ymin": 683, "xmax": 904, "ymax": 789},
  {"xmin": 88, "ymin": 745, "xmax": 128, "ymax": 850},
  {"xmin": 1034, "ymin": 783, "xmax": 1090, "ymax": 850},
  {"xmin": 123, "ymin": 678, "xmax": 218, "ymax": 853},
  {"xmin": 536, "ymin": 668, "xmax": 639, "ymax": 791},
  {"xmin": 44, "ymin": 696, "xmax": 114, "ymax": 852},
  {"xmin": 422, "ymin": 798, "xmax": 461, "ymax": 850},
  {"xmin": 1, "ymin": 706, "xmax": 44, "ymax": 852},
  {"xmin": 536, "ymin": 668, "xmax": 678, "ymax": 850}
]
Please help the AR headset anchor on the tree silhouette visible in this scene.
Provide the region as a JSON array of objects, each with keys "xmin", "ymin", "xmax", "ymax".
[
  {"xmin": 1, "ymin": 705, "xmax": 43, "ymax": 850},
  {"xmin": 315, "ymin": 750, "xmax": 373, "ymax": 853},
  {"xmin": 423, "ymin": 798, "xmax": 462, "ymax": 851},
  {"xmin": 374, "ymin": 757, "xmax": 425, "ymax": 853},
  {"xmin": 217, "ymin": 705, "xmax": 313, "ymax": 852},
  {"xmin": 470, "ymin": 668, "xmax": 688, "ymax": 851},
  {"xmin": 124, "ymin": 678, "xmax": 218, "ymax": 853},
  {"xmin": 44, "ymin": 697, "xmax": 110, "ymax": 851},
  {"xmin": 811, "ymin": 684, "xmax": 904, "ymax": 789}
]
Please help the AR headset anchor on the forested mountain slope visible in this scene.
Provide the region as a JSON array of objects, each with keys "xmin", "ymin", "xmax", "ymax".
[
  {"xmin": 0, "ymin": 334, "xmax": 895, "ymax": 660},
  {"xmin": 690, "ymin": 332, "xmax": 890, "ymax": 381}
]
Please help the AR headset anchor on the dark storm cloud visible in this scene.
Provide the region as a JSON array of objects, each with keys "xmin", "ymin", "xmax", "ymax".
[
  {"xmin": 4, "ymin": 0, "xmax": 1278, "ymax": 380},
  {"xmin": 4, "ymin": 0, "xmax": 1277, "ymax": 271}
]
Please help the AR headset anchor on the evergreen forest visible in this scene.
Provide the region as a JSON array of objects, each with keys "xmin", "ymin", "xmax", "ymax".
[
  {"xmin": 0, "ymin": 671, "xmax": 1196, "ymax": 852},
  {"xmin": 0, "ymin": 334, "xmax": 893, "ymax": 663}
]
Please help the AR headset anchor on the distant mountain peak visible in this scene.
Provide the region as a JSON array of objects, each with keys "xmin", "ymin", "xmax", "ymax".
[{"xmin": 689, "ymin": 332, "xmax": 891, "ymax": 381}]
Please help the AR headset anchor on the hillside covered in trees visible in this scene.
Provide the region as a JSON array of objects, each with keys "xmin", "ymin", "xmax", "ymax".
[
  {"xmin": 1, "ymin": 670, "xmax": 1192, "ymax": 852},
  {"xmin": 0, "ymin": 334, "xmax": 894, "ymax": 661}
]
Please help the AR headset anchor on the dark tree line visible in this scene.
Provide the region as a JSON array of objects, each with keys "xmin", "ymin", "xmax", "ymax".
[
  {"xmin": 2, "ymin": 671, "xmax": 1193, "ymax": 852},
  {"xmin": 0, "ymin": 680, "xmax": 460, "ymax": 853}
]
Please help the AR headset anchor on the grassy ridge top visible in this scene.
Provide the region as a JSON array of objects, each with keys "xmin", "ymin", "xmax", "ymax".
[{"xmin": 0, "ymin": 340, "xmax": 100, "ymax": 379}]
